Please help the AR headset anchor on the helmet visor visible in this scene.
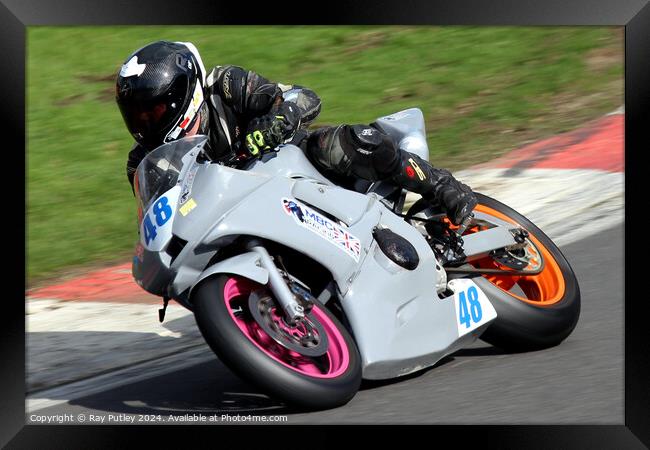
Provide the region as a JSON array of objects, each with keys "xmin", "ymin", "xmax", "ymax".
[{"xmin": 118, "ymin": 75, "xmax": 190, "ymax": 146}]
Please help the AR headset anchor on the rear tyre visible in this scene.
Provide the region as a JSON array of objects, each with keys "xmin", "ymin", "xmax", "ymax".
[
  {"xmin": 193, "ymin": 274, "xmax": 362, "ymax": 410},
  {"xmin": 469, "ymin": 193, "xmax": 581, "ymax": 351}
]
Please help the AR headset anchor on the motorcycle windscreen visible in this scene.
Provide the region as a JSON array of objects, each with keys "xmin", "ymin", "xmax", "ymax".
[{"xmin": 133, "ymin": 135, "xmax": 208, "ymax": 215}]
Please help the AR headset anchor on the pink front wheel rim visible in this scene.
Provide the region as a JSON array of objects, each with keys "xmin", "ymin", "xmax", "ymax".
[{"xmin": 223, "ymin": 277, "xmax": 351, "ymax": 379}]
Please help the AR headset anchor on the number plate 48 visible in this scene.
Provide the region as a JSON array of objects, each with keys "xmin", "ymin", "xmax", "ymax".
[
  {"xmin": 140, "ymin": 186, "xmax": 181, "ymax": 252},
  {"xmin": 448, "ymin": 279, "xmax": 497, "ymax": 338}
]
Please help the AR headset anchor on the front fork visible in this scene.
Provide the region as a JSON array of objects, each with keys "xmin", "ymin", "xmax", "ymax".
[{"xmin": 246, "ymin": 239, "xmax": 307, "ymax": 324}]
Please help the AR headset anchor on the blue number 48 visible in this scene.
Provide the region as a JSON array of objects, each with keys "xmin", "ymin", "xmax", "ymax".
[
  {"xmin": 459, "ymin": 286, "xmax": 483, "ymax": 329},
  {"xmin": 143, "ymin": 215, "xmax": 157, "ymax": 245},
  {"xmin": 142, "ymin": 196, "xmax": 173, "ymax": 245}
]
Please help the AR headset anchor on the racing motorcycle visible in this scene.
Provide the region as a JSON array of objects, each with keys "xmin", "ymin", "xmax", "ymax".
[{"xmin": 131, "ymin": 108, "xmax": 580, "ymax": 410}]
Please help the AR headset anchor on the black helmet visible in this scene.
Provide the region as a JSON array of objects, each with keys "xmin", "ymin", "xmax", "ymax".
[{"xmin": 116, "ymin": 41, "xmax": 207, "ymax": 149}]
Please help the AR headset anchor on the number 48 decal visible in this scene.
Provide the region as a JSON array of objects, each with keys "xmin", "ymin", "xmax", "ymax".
[
  {"xmin": 451, "ymin": 279, "xmax": 496, "ymax": 337},
  {"xmin": 143, "ymin": 196, "xmax": 173, "ymax": 245},
  {"xmin": 458, "ymin": 286, "xmax": 483, "ymax": 329}
]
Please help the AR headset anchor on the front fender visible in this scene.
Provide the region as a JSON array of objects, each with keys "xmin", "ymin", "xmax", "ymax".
[{"xmin": 189, "ymin": 252, "xmax": 269, "ymax": 297}]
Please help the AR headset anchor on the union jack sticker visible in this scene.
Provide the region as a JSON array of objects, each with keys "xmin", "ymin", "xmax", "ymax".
[{"xmin": 282, "ymin": 198, "xmax": 361, "ymax": 262}]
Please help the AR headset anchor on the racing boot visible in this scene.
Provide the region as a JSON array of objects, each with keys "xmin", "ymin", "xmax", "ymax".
[
  {"xmin": 340, "ymin": 124, "xmax": 478, "ymax": 225},
  {"xmin": 305, "ymin": 124, "xmax": 478, "ymax": 225},
  {"xmin": 390, "ymin": 151, "xmax": 478, "ymax": 225}
]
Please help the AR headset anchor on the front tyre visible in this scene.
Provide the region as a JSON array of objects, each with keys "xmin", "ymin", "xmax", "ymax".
[
  {"xmin": 193, "ymin": 274, "xmax": 362, "ymax": 410},
  {"xmin": 469, "ymin": 193, "xmax": 581, "ymax": 351}
]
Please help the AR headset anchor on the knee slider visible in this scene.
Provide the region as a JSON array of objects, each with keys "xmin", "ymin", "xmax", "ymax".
[{"xmin": 349, "ymin": 124, "xmax": 384, "ymax": 150}]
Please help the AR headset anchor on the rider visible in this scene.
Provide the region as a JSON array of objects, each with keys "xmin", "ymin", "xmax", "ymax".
[{"xmin": 116, "ymin": 40, "xmax": 477, "ymax": 225}]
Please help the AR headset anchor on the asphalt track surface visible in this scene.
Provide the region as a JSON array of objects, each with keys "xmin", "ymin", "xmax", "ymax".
[{"xmin": 29, "ymin": 224, "xmax": 623, "ymax": 424}]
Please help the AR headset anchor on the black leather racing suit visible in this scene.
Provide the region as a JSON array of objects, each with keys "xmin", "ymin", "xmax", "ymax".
[
  {"xmin": 303, "ymin": 124, "xmax": 477, "ymax": 224},
  {"xmin": 125, "ymin": 65, "xmax": 476, "ymax": 224},
  {"xmin": 126, "ymin": 64, "xmax": 320, "ymax": 190}
]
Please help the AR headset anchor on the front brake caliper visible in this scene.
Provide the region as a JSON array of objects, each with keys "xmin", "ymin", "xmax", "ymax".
[{"xmin": 288, "ymin": 282, "xmax": 315, "ymax": 314}]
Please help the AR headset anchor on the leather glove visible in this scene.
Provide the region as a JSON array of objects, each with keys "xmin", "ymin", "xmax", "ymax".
[
  {"xmin": 438, "ymin": 182, "xmax": 478, "ymax": 226},
  {"xmin": 244, "ymin": 101, "xmax": 301, "ymax": 158}
]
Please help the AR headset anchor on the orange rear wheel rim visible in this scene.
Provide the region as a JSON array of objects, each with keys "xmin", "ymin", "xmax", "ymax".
[{"xmin": 470, "ymin": 204, "xmax": 566, "ymax": 306}]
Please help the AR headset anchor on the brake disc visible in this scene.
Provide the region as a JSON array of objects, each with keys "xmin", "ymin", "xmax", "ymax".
[
  {"xmin": 491, "ymin": 236, "xmax": 543, "ymax": 272},
  {"xmin": 248, "ymin": 291, "xmax": 329, "ymax": 357}
]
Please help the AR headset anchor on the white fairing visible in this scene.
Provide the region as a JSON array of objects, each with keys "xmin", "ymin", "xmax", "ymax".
[
  {"xmin": 134, "ymin": 109, "xmax": 500, "ymax": 380},
  {"xmin": 338, "ymin": 197, "xmax": 494, "ymax": 379},
  {"xmin": 374, "ymin": 108, "xmax": 429, "ymax": 162}
]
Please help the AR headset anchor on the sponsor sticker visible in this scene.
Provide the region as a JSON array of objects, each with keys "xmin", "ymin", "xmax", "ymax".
[
  {"xmin": 179, "ymin": 198, "xmax": 197, "ymax": 216},
  {"xmin": 282, "ymin": 198, "xmax": 361, "ymax": 262},
  {"xmin": 179, "ymin": 166, "xmax": 198, "ymax": 204}
]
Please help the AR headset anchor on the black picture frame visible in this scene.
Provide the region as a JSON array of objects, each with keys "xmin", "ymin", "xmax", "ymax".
[{"xmin": 5, "ymin": 0, "xmax": 647, "ymax": 447}]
